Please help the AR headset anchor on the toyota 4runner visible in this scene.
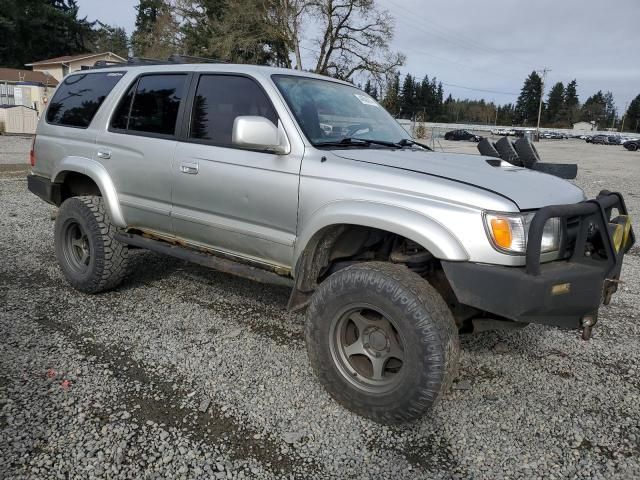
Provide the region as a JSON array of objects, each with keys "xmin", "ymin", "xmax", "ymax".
[{"xmin": 27, "ymin": 60, "xmax": 635, "ymax": 424}]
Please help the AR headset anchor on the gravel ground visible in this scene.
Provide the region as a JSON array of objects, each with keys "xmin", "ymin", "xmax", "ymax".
[
  {"xmin": 0, "ymin": 135, "xmax": 31, "ymax": 168},
  {"xmin": 1, "ymin": 140, "xmax": 639, "ymax": 479}
]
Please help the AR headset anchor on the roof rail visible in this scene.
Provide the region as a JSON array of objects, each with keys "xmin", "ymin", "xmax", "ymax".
[
  {"xmin": 167, "ymin": 54, "xmax": 228, "ymax": 64},
  {"xmin": 85, "ymin": 55, "xmax": 229, "ymax": 70}
]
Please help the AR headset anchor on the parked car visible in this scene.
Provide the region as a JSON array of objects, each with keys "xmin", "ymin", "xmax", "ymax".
[
  {"xmin": 623, "ymin": 139, "xmax": 640, "ymax": 151},
  {"xmin": 444, "ymin": 129, "xmax": 481, "ymax": 141},
  {"xmin": 590, "ymin": 135, "xmax": 621, "ymax": 145},
  {"xmin": 27, "ymin": 61, "xmax": 635, "ymax": 424}
]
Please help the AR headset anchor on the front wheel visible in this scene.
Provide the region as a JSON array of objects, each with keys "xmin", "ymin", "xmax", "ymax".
[{"xmin": 305, "ymin": 262, "xmax": 459, "ymax": 424}]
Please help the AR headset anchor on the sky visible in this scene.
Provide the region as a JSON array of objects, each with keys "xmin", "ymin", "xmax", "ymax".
[{"xmin": 77, "ymin": 0, "xmax": 640, "ymax": 112}]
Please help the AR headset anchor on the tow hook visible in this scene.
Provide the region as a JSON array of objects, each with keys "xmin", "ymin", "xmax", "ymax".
[{"xmin": 581, "ymin": 315, "xmax": 596, "ymax": 341}]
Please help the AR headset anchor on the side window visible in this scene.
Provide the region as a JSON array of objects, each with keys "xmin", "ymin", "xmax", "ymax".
[
  {"xmin": 46, "ymin": 72, "xmax": 124, "ymax": 128},
  {"xmin": 111, "ymin": 74, "xmax": 187, "ymax": 136},
  {"xmin": 190, "ymin": 75, "xmax": 278, "ymax": 146}
]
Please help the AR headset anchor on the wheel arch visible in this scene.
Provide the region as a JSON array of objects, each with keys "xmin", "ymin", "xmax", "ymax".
[
  {"xmin": 289, "ymin": 201, "xmax": 468, "ymax": 310},
  {"xmin": 52, "ymin": 157, "xmax": 126, "ymax": 228}
]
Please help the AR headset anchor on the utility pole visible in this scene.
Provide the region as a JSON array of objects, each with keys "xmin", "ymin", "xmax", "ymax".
[{"xmin": 535, "ymin": 67, "xmax": 550, "ymax": 141}]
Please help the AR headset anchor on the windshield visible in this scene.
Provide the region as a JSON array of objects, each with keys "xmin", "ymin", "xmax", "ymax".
[{"xmin": 272, "ymin": 74, "xmax": 409, "ymax": 146}]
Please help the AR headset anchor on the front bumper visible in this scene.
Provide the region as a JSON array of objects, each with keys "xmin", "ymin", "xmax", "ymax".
[{"xmin": 442, "ymin": 191, "xmax": 635, "ymax": 330}]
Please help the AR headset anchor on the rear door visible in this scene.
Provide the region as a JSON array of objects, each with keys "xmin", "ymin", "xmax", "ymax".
[
  {"xmin": 171, "ymin": 73, "xmax": 301, "ymax": 268},
  {"xmin": 96, "ymin": 73, "xmax": 190, "ymax": 235}
]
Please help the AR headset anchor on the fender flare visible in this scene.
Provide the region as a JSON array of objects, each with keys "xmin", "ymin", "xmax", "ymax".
[
  {"xmin": 294, "ymin": 200, "xmax": 469, "ymax": 268},
  {"xmin": 52, "ymin": 156, "xmax": 126, "ymax": 228}
]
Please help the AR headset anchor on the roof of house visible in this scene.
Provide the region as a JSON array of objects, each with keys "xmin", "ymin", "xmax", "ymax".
[
  {"xmin": 26, "ymin": 52, "xmax": 126, "ymax": 66},
  {"xmin": 0, "ymin": 68, "xmax": 58, "ymax": 86}
]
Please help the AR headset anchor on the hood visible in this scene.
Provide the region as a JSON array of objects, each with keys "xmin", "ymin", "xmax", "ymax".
[{"xmin": 330, "ymin": 148, "xmax": 585, "ymax": 210}]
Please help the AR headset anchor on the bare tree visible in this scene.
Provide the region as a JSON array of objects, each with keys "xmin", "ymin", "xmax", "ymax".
[
  {"xmin": 309, "ymin": 0, "xmax": 404, "ymax": 81},
  {"xmin": 268, "ymin": 0, "xmax": 308, "ymax": 69}
]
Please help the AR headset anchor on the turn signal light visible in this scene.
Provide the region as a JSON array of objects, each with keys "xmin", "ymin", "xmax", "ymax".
[{"xmin": 490, "ymin": 218, "xmax": 512, "ymax": 249}]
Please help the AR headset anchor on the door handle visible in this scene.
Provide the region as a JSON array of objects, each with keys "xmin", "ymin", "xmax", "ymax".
[
  {"xmin": 97, "ymin": 150, "xmax": 111, "ymax": 160},
  {"xmin": 180, "ymin": 163, "xmax": 199, "ymax": 175}
]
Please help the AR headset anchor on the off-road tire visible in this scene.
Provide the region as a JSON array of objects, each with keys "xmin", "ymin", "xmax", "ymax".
[
  {"xmin": 514, "ymin": 137, "xmax": 541, "ymax": 168},
  {"xmin": 305, "ymin": 262, "xmax": 459, "ymax": 424},
  {"xmin": 477, "ymin": 137, "xmax": 500, "ymax": 158},
  {"xmin": 54, "ymin": 196, "xmax": 128, "ymax": 293},
  {"xmin": 494, "ymin": 136, "xmax": 523, "ymax": 166}
]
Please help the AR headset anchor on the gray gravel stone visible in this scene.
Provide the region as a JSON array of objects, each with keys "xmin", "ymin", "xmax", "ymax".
[{"xmin": 1, "ymin": 140, "xmax": 640, "ymax": 479}]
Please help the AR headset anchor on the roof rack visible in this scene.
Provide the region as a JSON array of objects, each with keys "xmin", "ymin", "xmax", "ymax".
[{"xmin": 87, "ymin": 54, "xmax": 228, "ymax": 70}]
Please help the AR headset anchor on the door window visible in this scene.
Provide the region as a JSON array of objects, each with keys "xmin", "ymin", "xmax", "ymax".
[
  {"xmin": 189, "ymin": 75, "xmax": 277, "ymax": 146},
  {"xmin": 111, "ymin": 74, "xmax": 187, "ymax": 136}
]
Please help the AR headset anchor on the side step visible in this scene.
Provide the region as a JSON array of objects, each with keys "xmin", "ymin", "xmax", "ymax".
[{"xmin": 115, "ymin": 233, "xmax": 294, "ymax": 288}]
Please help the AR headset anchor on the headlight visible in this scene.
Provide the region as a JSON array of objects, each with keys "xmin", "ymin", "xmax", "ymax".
[{"xmin": 483, "ymin": 211, "xmax": 561, "ymax": 254}]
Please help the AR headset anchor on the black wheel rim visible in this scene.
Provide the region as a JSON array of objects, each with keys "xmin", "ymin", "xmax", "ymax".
[
  {"xmin": 62, "ymin": 220, "xmax": 91, "ymax": 274},
  {"xmin": 329, "ymin": 304, "xmax": 406, "ymax": 393}
]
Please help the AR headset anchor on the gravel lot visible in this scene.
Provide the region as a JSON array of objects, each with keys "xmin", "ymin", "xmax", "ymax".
[{"xmin": 1, "ymin": 138, "xmax": 639, "ymax": 479}]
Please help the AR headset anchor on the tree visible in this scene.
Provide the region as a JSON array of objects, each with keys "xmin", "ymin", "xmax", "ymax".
[
  {"xmin": 310, "ymin": 0, "xmax": 405, "ymax": 81},
  {"xmin": 514, "ymin": 71, "xmax": 543, "ymax": 126},
  {"xmin": 564, "ymin": 79, "xmax": 580, "ymax": 126},
  {"xmin": 603, "ymin": 91, "xmax": 617, "ymax": 128},
  {"xmin": 89, "ymin": 22, "xmax": 129, "ymax": 58},
  {"xmin": 545, "ymin": 82, "xmax": 564, "ymax": 126},
  {"xmin": 131, "ymin": 0, "xmax": 181, "ymax": 58},
  {"xmin": 0, "ymin": 0, "xmax": 94, "ymax": 68},
  {"xmin": 380, "ymin": 72, "xmax": 400, "ymax": 116},
  {"xmin": 622, "ymin": 94, "xmax": 640, "ymax": 133},
  {"xmin": 400, "ymin": 74, "xmax": 415, "ymax": 118},
  {"xmin": 580, "ymin": 90, "xmax": 607, "ymax": 127}
]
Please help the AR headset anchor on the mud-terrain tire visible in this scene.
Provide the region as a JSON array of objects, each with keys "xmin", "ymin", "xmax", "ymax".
[
  {"xmin": 477, "ymin": 137, "xmax": 500, "ymax": 158},
  {"xmin": 54, "ymin": 196, "xmax": 128, "ymax": 293},
  {"xmin": 494, "ymin": 136, "xmax": 523, "ymax": 166},
  {"xmin": 514, "ymin": 137, "xmax": 541, "ymax": 168},
  {"xmin": 305, "ymin": 262, "xmax": 459, "ymax": 424}
]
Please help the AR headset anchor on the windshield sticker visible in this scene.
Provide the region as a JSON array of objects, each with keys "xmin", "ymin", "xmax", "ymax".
[{"xmin": 354, "ymin": 94, "xmax": 379, "ymax": 107}]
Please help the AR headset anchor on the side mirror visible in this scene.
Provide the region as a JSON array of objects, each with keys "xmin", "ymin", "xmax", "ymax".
[{"xmin": 232, "ymin": 116, "xmax": 290, "ymax": 154}]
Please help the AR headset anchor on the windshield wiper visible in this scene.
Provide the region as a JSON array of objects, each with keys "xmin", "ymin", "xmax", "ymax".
[
  {"xmin": 314, "ymin": 137, "xmax": 402, "ymax": 149},
  {"xmin": 398, "ymin": 138, "xmax": 433, "ymax": 151}
]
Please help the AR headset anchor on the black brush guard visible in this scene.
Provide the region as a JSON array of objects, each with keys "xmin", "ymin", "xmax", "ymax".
[
  {"xmin": 441, "ymin": 191, "xmax": 635, "ymax": 335},
  {"xmin": 526, "ymin": 190, "xmax": 635, "ymax": 277}
]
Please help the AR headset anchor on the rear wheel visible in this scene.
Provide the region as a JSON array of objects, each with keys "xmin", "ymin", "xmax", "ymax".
[
  {"xmin": 55, "ymin": 196, "xmax": 128, "ymax": 293},
  {"xmin": 627, "ymin": 143, "xmax": 638, "ymax": 151},
  {"xmin": 305, "ymin": 262, "xmax": 459, "ymax": 424}
]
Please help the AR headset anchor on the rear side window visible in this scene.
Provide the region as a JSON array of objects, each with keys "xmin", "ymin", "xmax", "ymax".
[
  {"xmin": 111, "ymin": 74, "xmax": 187, "ymax": 136},
  {"xmin": 46, "ymin": 72, "xmax": 124, "ymax": 128},
  {"xmin": 190, "ymin": 75, "xmax": 277, "ymax": 145}
]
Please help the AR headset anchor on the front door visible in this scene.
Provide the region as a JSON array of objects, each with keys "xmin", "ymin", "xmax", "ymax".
[{"xmin": 171, "ymin": 74, "xmax": 301, "ymax": 268}]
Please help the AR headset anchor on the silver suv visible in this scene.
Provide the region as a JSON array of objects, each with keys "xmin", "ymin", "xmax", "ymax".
[{"xmin": 28, "ymin": 62, "xmax": 635, "ymax": 424}]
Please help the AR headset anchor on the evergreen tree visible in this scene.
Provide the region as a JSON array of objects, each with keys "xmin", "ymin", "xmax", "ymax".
[
  {"xmin": 130, "ymin": 0, "xmax": 171, "ymax": 57},
  {"xmin": 564, "ymin": 79, "xmax": 580, "ymax": 126},
  {"xmin": 90, "ymin": 22, "xmax": 129, "ymax": 58},
  {"xmin": 580, "ymin": 91, "xmax": 607, "ymax": 127},
  {"xmin": 623, "ymin": 94, "xmax": 640, "ymax": 132},
  {"xmin": 514, "ymin": 71, "xmax": 543, "ymax": 126},
  {"xmin": 400, "ymin": 74, "xmax": 415, "ymax": 118},
  {"xmin": 381, "ymin": 72, "xmax": 400, "ymax": 116},
  {"xmin": 0, "ymin": 0, "xmax": 94, "ymax": 68},
  {"xmin": 545, "ymin": 82, "xmax": 564, "ymax": 126},
  {"xmin": 603, "ymin": 91, "xmax": 617, "ymax": 128},
  {"xmin": 364, "ymin": 80, "xmax": 373, "ymax": 96}
]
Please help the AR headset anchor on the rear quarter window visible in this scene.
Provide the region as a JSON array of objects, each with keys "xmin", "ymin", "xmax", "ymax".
[{"xmin": 46, "ymin": 72, "xmax": 125, "ymax": 128}]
